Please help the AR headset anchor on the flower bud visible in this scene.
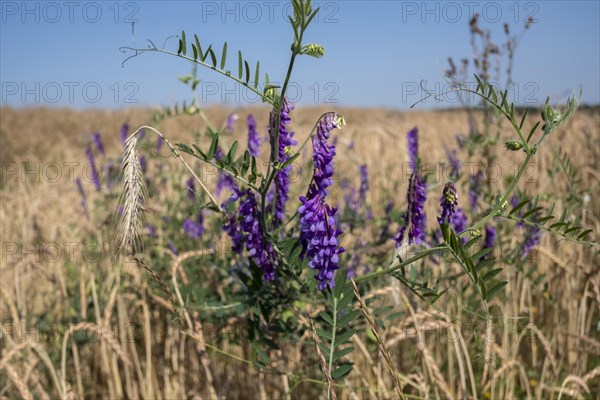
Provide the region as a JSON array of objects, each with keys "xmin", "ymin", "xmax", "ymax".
[
  {"xmin": 504, "ymin": 140, "xmax": 524, "ymax": 151},
  {"xmin": 301, "ymin": 43, "xmax": 325, "ymax": 58}
]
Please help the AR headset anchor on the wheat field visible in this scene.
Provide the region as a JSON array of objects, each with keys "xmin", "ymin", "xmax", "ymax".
[{"xmin": 1, "ymin": 105, "xmax": 599, "ymax": 399}]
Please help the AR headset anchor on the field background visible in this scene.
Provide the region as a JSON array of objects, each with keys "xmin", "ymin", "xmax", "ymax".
[{"xmin": 1, "ymin": 105, "xmax": 599, "ymax": 399}]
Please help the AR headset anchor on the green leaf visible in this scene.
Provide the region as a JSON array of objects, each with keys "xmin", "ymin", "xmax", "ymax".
[
  {"xmin": 577, "ymin": 229, "xmax": 593, "ymax": 240},
  {"xmin": 331, "ymin": 363, "xmax": 353, "ymax": 380},
  {"xmin": 180, "ymin": 31, "xmax": 186, "ymax": 55},
  {"xmin": 245, "ymin": 60, "xmax": 250, "ymax": 84},
  {"xmin": 337, "ymin": 309, "xmax": 360, "ymax": 328},
  {"xmin": 485, "ymin": 281, "xmax": 508, "ymax": 300},
  {"xmin": 194, "ymin": 34, "xmax": 203, "ymax": 61},
  {"xmin": 317, "ymin": 328, "xmax": 332, "ymax": 341},
  {"xmin": 207, "ymin": 47, "xmax": 217, "ymax": 67},
  {"xmin": 207, "ymin": 132, "xmax": 219, "ymax": 160},
  {"xmin": 335, "ymin": 329, "xmax": 357, "ymax": 345},
  {"xmin": 332, "ymin": 347, "xmax": 354, "ymax": 362},
  {"xmin": 564, "ymin": 226, "xmax": 582, "ymax": 235},
  {"xmin": 522, "ymin": 206, "xmax": 544, "ymax": 220},
  {"xmin": 241, "ymin": 151, "xmax": 250, "ymax": 176},
  {"xmin": 220, "ymin": 42, "xmax": 228, "ymax": 70},
  {"xmin": 482, "ymin": 268, "xmax": 503, "ymax": 282},
  {"xmin": 280, "ymin": 153, "xmax": 300, "ymax": 169},
  {"xmin": 254, "ymin": 61, "xmax": 260, "ymax": 88},
  {"xmin": 333, "ymin": 269, "xmax": 347, "ymax": 298},
  {"xmin": 549, "ymin": 222, "xmax": 568, "ymax": 230},
  {"xmin": 509, "ymin": 199, "xmax": 530, "ymax": 216},
  {"xmin": 319, "ymin": 312, "xmax": 334, "ymax": 326},
  {"xmin": 227, "ymin": 140, "xmax": 238, "ymax": 164},
  {"xmin": 475, "ymin": 257, "xmax": 496, "ymax": 272},
  {"xmin": 192, "ymin": 144, "xmax": 207, "ymax": 160},
  {"xmin": 237, "ymin": 50, "xmax": 243, "ymax": 79},
  {"xmin": 192, "ymin": 44, "xmax": 198, "ymax": 60},
  {"xmin": 527, "ymin": 121, "xmax": 541, "ymax": 142}
]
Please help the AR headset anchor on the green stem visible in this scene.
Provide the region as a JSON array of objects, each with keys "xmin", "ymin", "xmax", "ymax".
[
  {"xmin": 464, "ymin": 152, "xmax": 534, "ymax": 234},
  {"xmin": 354, "ymin": 245, "xmax": 448, "ymax": 283}
]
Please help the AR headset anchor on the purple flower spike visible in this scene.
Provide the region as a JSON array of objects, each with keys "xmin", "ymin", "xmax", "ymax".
[
  {"xmin": 393, "ymin": 172, "xmax": 427, "ymax": 247},
  {"xmin": 226, "ymin": 113, "xmax": 238, "ymax": 132},
  {"xmin": 445, "ymin": 145, "xmax": 461, "ymax": 180},
  {"xmin": 438, "ymin": 182, "xmax": 458, "ymax": 225},
  {"xmin": 120, "ymin": 123, "xmax": 129, "ymax": 145},
  {"xmin": 483, "ymin": 225, "xmax": 496, "ymax": 251},
  {"xmin": 86, "ymin": 148, "xmax": 101, "ymax": 192},
  {"xmin": 147, "ymin": 223, "xmax": 157, "ymax": 238},
  {"xmin": 183, "ymin": 213, "xmax": 204, "ymax": 240},
  {"xmin": 247, "ymin": 114, "xmax": 261, "ymax": 157},
  {"xmin": 298, "ymin": 112, "xmax": 345, "ymax": 289},
  {"xmin": 240, "ymin": 190, "xmax": 276, "ymax": 280},
  {"xmin": 469, "ymin": 170, "xmax": 484, "ymax": 211},
  {"xmin": 156, "ymin": 135, "xmax": 164, "ymax": 153},
  {"xmin": 522, "ymin": 226, "xmax": 541, "ymax": 258},
  {"xmin": 407, "ymin": 127, "xmax": 419, "ymax": 172},
  {"xmin": 186, "ymin": 177, "xmax": 196, "ymax": 200},
  {"xmin": 359, "ymin": 165, "xmax": 369, "ymax": 203},
  {"xmin": 269, "ymin": 98, "xmax": 298, "ymax": 226},
  {"xmin": 168, "ymin": 241, "xmax": 178, "ymax": 255},
  {"xmin": 75, "ymin": 177, "xmax": 88, "ymax": 215},
  {"xmin": 214, "ymin": 147, "xmax": 238, "ymax": 196},
  {"xmin": 298, "ymin": 197, "xmax": 345, "ymax": 289},
  {"xmin": 451, "ymin": 207, "xmax": 468, "ymax": 242},
  {"xmin": 93, "ymin": 132, "xmax": 105, "ymax": 157},
  {"xmin": 311, "ymin": 112, "xmax": 342, "ymax": 197}
]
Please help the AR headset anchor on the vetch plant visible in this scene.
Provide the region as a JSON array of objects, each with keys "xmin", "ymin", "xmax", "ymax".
[{"xmin": 104, "ymin": 1, "xmax": 598, "ymax": 397}]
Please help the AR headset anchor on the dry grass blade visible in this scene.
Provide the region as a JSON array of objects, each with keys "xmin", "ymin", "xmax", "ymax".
[
  {"xmin": 113, "ymin": 133, "xmax": 147, "ymax": 256},
  {"xmin": 308, "ymin": 316, "xmax": 337, "ymax": 400},
  {"xmin": 350, "ymin": 278, "xmax": 405, "ymax": 399}
]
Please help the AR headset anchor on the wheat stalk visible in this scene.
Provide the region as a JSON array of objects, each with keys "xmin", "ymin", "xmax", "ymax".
[{"xmin": 113, "ymin": 133, "xmax": 147, "ymax": 256}]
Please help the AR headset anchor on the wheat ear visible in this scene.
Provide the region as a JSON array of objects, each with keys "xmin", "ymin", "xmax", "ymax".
[{"xmin": 113, "ymin": 126, "xmax": 221, "ymax": 257}]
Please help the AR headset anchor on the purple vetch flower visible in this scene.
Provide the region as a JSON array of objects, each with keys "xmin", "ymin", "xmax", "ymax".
[
  {"xmin": 168, "ymin": 241, "xmax": 178, "ymax": 255},
  {"xmin": 451, "ymin": 207, "xmax": 468, "ymax": 243},
  {"xmin": 298, "ymin": 196, "xmax": 345, "ymax": 289},
  {"xmin": 445, "ymin": 145, "xmax": 461, "ymax": 180},
  {"xmin": 147, "ymin": 223, "xmax": 157, "ymax": 238},
  {"xmin": 186, "ymin": 177, "xmax": 196, "ymax": 200},
  {"xmin": 120, "ymin": 123, "xmax": 129, "ymax": 145},
  {"xmin": 226, "ymin": 113, "xmax": 238, "ymax": 132},
  {"xmin": 247, "ymin": 114, "xmax": 261, "ymax": 157},
  {"xmin": 222, "ymin": 189, "xmax": 245, "ymax": 254},
  {"xmin": 86, "ymin": 148, "xmax": 101, "ymax": 191},
  {"xmin": 268, "ymin": 98, "xmax": 298, "ymax": 226},
  {"xmin": 469, "ymin": 170, "xmax": 484, "ymax": 211},
  {"xmin": 298, "ymin": 112, "xmax": 345, "ymax": 289},
  {"xmin": 481, "ymin": 225, "xmax": 496, "ymax": 260},
  {"xmin": 522, "ymin": 225, "xmax": 541, "ymax": 258},
  {"xmin": 311, "ymin": 112, "xmax": 341, "ymax": 197},
  {"xmin": 393, "ymin": 172, "xmax": 427, "ymax": 247},
  {"xmin": 239, "ymin": 190, "xmax": 276, "ymax": 280},
  {"xmin": 183, "ymin": 212, "xmax": 204, "ymax": 240},
  {"xmin": 438, "ymin": 182, "xmax": 458, "ymax": 225},
  {"xmin": 484, "ymin": 225, "xmax": 496, "ymax": 249},
  {"xmin": 75, "ymin": 177, "xmax": 88, "ymax": 215},
  {"xmin": 359, "ymin": 165, "xmax": 369, "ymax": 203},
  {"xmin": 156, "ymin": 135, "xmax": 164, "ymax": 153},
  {"xmin": 93, "ymin": 132, "xmax": 105, "ymax": 157},
  {"xmin": 407, "ymin": 127, "xmax": 419, "ymax": 172},
  {"xmin": 214, "ymin": 147, "xmax": 238, "ymax": 196},
  {"xmin": 139, "ymin": 155, "xmax": 147, "ymax": 174}
]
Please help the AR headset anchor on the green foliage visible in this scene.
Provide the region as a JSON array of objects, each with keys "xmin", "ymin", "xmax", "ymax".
[{"xmin": 315, "ymin": 271, "xmax": 358, "ymax": 385}]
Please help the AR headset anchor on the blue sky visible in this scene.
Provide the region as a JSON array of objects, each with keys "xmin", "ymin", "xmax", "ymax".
[{"xmin": 1, "ymin": 0, "xmax": 598, "ymax": 109}]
